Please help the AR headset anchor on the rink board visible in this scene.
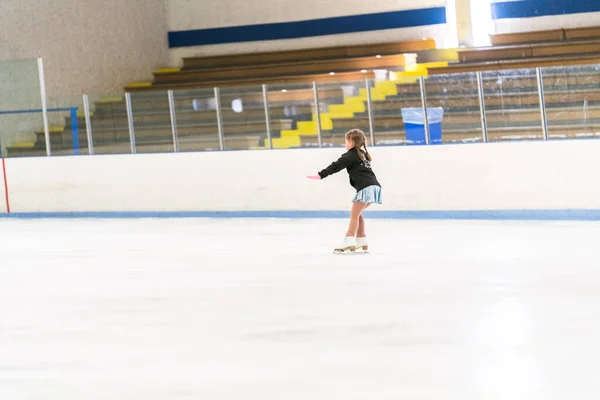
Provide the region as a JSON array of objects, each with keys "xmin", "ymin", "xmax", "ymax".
[{"xmin": 2, "ymin": 139, "xmax": 600, "ymax": 219}]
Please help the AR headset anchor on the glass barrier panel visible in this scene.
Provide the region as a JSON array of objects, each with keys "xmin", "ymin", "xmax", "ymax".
[
  {"xmin": 130, "ymin": 91, "xmax": 174, "ymax": 154},
  {"xmin": 173, "ymin": 88, "xmax": 220, "ymax": 152},
  {"xmin": 267, "ymin": 83, "xmax": 318, "ymax": 149},
  {"xmin": 89, "ymin": 95, "xmax": 133, "ymax": 155},
  {"xmin": 317, "ymin": 79, "xmax": 370, "ymax": 148},
  {"xmin": 371, "ymin": 76, "xmax": 421, "ymax": 146},
  {"xmin": 219, "ymin": 85, "xmax": 268, "ymax": 151},
  {"xmin": 45, "ymin": 97, "xmax": 90, "ymax": 156},
  {"xmin": 541, "ymin": 64, "xmax": 600, "ymax": 140},
  {"xmin": 425, "ymin": 72, "xmax": 483, "ymax": 144},
  {"xmin": 482, "ymin": 68, "xmax": 543, "ymax": 142},
  {"xmin": 0, "ymin": 58, "xmax": 45, "ymax": 158}
]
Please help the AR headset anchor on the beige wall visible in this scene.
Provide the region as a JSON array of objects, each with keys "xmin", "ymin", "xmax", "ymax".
[
  {"xmin": 0, "ymin": 0, "xmax": 169, "ymax": 106},
  {"xmin": 0, "ymin": 0, "xmax": 169, "ymax": 146},
  {"xmin": 494, "ymin": 12, "xmax": 600, "ymax": 34},
  {"xmin": 168, "ymin": 0, "xmax": 446, "ymax": 30}
]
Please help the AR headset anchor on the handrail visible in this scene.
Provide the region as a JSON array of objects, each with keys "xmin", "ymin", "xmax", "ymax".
[
  {"xmin": 0, "ymin": 107, "xmax": 75, "ymax": 115},
  {"xmin": 0, "ymin": 107, "xmax": 80, "ymax": 155},
  {"xmin": 5, "ymin": 53, "xmax": 600, "ymax": 157}
]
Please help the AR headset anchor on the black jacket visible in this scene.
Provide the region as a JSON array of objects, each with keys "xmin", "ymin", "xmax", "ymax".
[{"xmin": 318, "ymin": 149, "xmax": 381, "ymax": 192}]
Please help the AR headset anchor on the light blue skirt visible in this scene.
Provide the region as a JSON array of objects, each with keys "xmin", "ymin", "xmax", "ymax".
[{"xmin": 352, "ymin": 185, "xmax": 382, "ymax": 204}]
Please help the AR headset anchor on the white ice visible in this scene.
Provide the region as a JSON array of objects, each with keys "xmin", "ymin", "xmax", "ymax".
[{"xmin": 2, "ymin": 218, "xmax": 600, "ymax": 399}]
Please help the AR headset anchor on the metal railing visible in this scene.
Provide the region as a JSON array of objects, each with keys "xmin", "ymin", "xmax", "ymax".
[{"xmin": 2, "ymin": 62, "xmax": 600, "ymax": 157}]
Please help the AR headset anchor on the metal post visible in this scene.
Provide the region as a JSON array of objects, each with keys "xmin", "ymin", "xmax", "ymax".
[
  {"xmin": 476, "ymin": 71, "xmax": 489, "ymax": 143},
  {"xmin": 125, "ymin": 92, "xmax": 136, "ymax": 154},
  {"xmin": 536, "ymin": 67, "xmax": 549, "ymax": 141},
  {"xmin": 83, "ymin": 95, "xmax": 94, "ymax": 155},
  {"xmin": 419, "ymin": 76, "xmax": 431, "ymax": 145},
  {"xmin": 365, "ymin": 78, "xmax": 376, "ymax": 146},
  {"xmin": 70, "ymin": 107, "xmax": 79, "ymax": 155},
  {"xmin": 167, "ymin": 90, "xmax": 180, "ymax": 152},
  {"xmin": 262, "ymin": 84, "xmax": 273, "ymax": 149},
  {"xmin": 37, "ymin": 58, "xmax": 51, "ymax": 156},
  {"xmin": 214, "ymin": 87, "xmax": 225, "ymax": 151},
  {"xmin": 312, "ymin": 81, "xmax": 323, "ymax": 147}
]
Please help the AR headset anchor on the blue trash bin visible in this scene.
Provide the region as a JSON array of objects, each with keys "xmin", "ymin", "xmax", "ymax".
[{"xmin": 401, "ymin": 107, "xmax": 444, "ymax": 145}]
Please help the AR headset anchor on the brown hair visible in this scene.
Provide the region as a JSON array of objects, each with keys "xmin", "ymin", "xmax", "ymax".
[{"xmin": 345, "ymin": 129, "xmax": 372, "ymax": 162}]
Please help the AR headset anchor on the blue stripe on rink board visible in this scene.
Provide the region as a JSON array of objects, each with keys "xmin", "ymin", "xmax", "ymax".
[
  {"xmin": 3, "ymin": 210, "xmax": 600, "ymax": 220},
  {"xmin": 168, "ymin": 7, "xmax": 447, "ymax": 48},
  {"xmin": 492, "ymin": 0, "xmax": 600, "ymax": 20}
]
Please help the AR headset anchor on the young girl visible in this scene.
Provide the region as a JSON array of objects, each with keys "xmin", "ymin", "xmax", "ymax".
[{"xmin": 307, "ymin": 129, "xmax": 382, "ymax": 253}]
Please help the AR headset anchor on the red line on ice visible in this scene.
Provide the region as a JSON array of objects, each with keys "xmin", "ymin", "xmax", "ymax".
[{"xmin": 2, "ymin": 158, "xmax": 10, "ymax": 213}]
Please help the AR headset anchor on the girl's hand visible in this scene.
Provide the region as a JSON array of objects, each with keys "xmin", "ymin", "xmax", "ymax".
[{"xmin": 306, "ymin": 175, "xmax": 321, "ymax": 180}]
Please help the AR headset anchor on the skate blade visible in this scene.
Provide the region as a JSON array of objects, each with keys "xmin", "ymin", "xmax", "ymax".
[
  {"xmin": 333, "ymin": 247, "xmax": 369, "ymax": 255},
  {"xmin": 334, "ymin": 246, "xmax": 354, "ymax": 254}
]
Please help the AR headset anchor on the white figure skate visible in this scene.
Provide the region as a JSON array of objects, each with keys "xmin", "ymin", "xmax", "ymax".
[
  {"xmin": 355, "ymin": 237, "xmax": 369, "ymax": 252},
  {"xmin": 333, "ymin": 236, "xmax": 356, "ymax": 254}
]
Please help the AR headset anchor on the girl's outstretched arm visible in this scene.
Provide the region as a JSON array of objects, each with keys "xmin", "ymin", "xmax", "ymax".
[{"xmin": 314, "ymin": 152, "xmax": 354, "ymax": 180}]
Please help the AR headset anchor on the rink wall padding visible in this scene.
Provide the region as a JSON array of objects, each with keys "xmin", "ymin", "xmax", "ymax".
[{"xmin": 2, "ymin": 140, "xmax": 600, "ymax": 220}]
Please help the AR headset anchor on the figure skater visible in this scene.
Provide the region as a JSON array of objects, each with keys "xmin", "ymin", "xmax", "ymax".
[{"xmin": 307, "ymin": 129, "xmax": 382, "ymax": 253}]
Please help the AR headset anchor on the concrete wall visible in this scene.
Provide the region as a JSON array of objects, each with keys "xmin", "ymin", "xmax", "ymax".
[
  {"xmin": 0, "ymin": 0, "xmax": 169, "ymax": 107},
  {"xmin": 166, "ymin": 0, "xmax": 450, "ymax": 63},
  {"xmin": 2, "ymin": 140, "xmax": 600, "ymax": 218}
]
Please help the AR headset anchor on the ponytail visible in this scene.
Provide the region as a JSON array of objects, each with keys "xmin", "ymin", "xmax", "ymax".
[
  {"xmin": 363, "ymin": 144, "xmax": 372, "ymax": 162},
  {"xmin": 345, "ymin": 128, "xmax": 372, "ymax": 162},
  {"xmin": 355, "ymin": 147, "xmax": 365, "ymax": 162}
]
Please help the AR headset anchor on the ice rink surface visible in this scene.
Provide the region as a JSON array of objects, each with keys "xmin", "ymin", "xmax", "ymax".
[{"xmin": 2, "ymin": 217, "xmax": 600, "ymax": 399}]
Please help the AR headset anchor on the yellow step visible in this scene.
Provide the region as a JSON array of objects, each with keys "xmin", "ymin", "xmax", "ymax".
[
  {"xmin": 373, "ymin": 81, "xmax": 398, "ymax": 96},
  {"xmin": 126, "ymin": 81, "xmax": 152, "ymax": 88},
  {"xmin": 281, "ymin": 129, "xmax": 318, "ymax": 138},
  {"xmin": 274, "ymin": 63, "xmax": 451, "ymax": 144},
  {"xmin": 308, "ymin": 115, "xmax": 334, "ymax": 131},
  {"xmin": 329, "ymin": 99, "xmax": 365, "ymax": 114},
  {"xmin": 326, "ymin": 111, "xmax": 355, "ymax": 119},
  {"xmin": 272, "ymin": 136, "xmax": 301, "ymax": 148},
  {"xmin": 75, "ymin": 110, "xmax": 94, "ymax": 118},
  {"xmin": 399, "ymin": 61, "xmax": 449, "ymax": 77},
  {"xmin": 358, "ymin": 88, "xmax": 387, "ymax": 101},
  {"xmin": 98, "ymin": 97, "xmax": 123, "ymax": 103},
  {"xmin": 10, "ymin": 142, "xmax": 35, "ymax": 148},
  {"xmin": 391, "ymin": 74, "xmax": 420, "ymax": 84},
  {"xmin": 345, "ymin": 96, "xmax": 367, "ymax": 108},
  {"xmin": 155, "ymin": 67, "xmax": 181, "ymax": 74},
  {"xmin": 297, "ymin": 121, "xmax": 318, "ymax": 134}
]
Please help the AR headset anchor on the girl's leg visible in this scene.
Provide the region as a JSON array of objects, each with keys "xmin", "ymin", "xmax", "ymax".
[
  {"xmin": 357, "ymin": 215, "xmax": 365, "ymax": 237},
  {"xmin": 357, "ymin": 204, "xmax": 370, "ymax": 238},
  {"xmin": 345, "ymin": 201, "xmax": 369, "ymax": 237}
]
